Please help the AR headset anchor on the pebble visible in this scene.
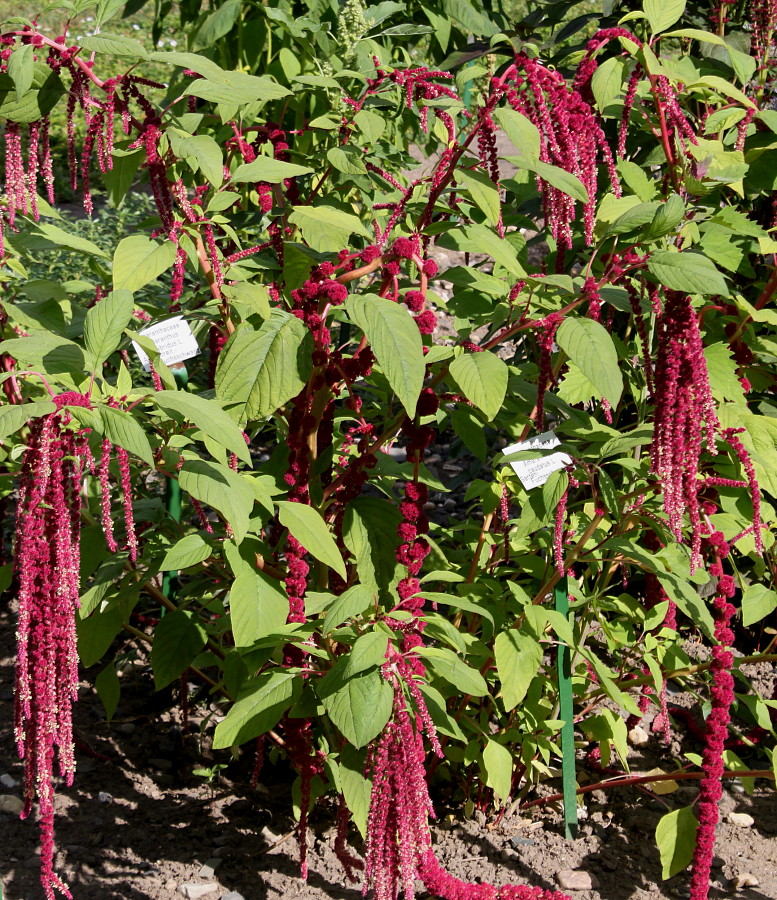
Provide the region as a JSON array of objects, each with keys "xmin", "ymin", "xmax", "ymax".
[
  {"xmin": 509, "ymin": 836, "xmax": 535, "ymax": 848},
  {"xmin": 0, "ymin": 794, "xmax": 24, "ymax": 815},
  {"xmin": 164, "ymin": 879, "xmax": 177, "ymax": 892},
  {"xmin": 729, "ymin": 873, "xmax": 759, "ymax": 891},
  {"xmin": 627, "ymin": 725, "xmax": 649, "ymax": 747},
  {"xmin": 555, "ymin": 870, "xmax": 599, "ymax": 891},
  {"xmin": 727, "ymin": 812, "xmax": 755, "ymax": 828},
  {"xmin": 0, "ymin": 774, "xmax": 19, "ymax": 788},
  {"xmin": 97, "ymin": 792, "xmax": 113, "ymax": 804},
  {"xmin": 197, "ymin": 859, "xmax": 221, "ymax": 878},
  {"xmin": 176, "ymin": 884, "xmax": 218, "ymax": 899},
  {"xmin": 221, "ymin": 893, "xmax": 245, "ymax": 900}
]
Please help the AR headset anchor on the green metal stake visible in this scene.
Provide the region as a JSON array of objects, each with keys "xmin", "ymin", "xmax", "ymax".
[
  {"xmin": 161, "ymin": 362, "xmax": 189, "ymax": 604},
  {"xmin": 555, "ymin": 574, "xmax": 578, "ymax": 840}
]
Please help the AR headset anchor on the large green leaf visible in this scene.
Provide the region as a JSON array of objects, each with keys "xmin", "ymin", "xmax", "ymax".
[
  {"xmin": 456, "ymin": 168, "xmax": 500, "ymax": 227},
  {"xmin": 1, "ymin": 333, "xmax": 85, "ymax": 377},
  {"xmin": 494, "ymin": 631, "xmax": 543, "ymax": 711},
  {"xmin": 212, "ymin": 672, "xmax": 300, "ymax": 749},
  {"xmin": 449, "ymin": 352, "xmax": 508, "ymax": 422},
  {"xmin": 656, "ymin": 806, "xmax": 697, "ymax": 879},
  {"xmin": 231, "ymin": 157, "xmax": 313, "ymax": 183},
  {"xmin": 415, "ymin": 647, "xmax": 488, "ymax": 696},
  {"xmin": 342, "ymin": 498, "xmax": 403, "ymax": 601},
  {"xmin": 0, "ymin": 62, "xmax": 65, "ymax": 123},
  {"xmin": 556, "ymin": 317, "xmax": 623, "ymax": 407},
  {"xmin": 159, "ymin": 533, "xmax": 213, "ymax": 571},
  {"xmin": 644, "ymin": 0, "xmax": 686, "ymax": 33},
  {"xmin": 339, "ymin": 745, "xmax": 371, "ymax": 838},
  {"xmin": 99, "ymin": 405, "xmax": 155, "ymax": 467},
  {"xmin": 185, "ymin": 72, "xmax": 291, "ymax": 106},
  {"xmin": 319, "ymin": 661, "xmax": 393, "ymax": 748},
  {"xmin": 492, "ymin": 108, "xmax": 541, "ymax": 159},
  {"xmin": 462, "ymin": 223, "xmax": 526, "ymax": 277},
  {"xmin": 229, "ymin": 567, "xmax": 289, "ymax": 647},
  {"xmin": 277, "ymin": 501, "xmax": 347, "ymax": 579},
  {"xmin": 0, "ymin": 400, "xmax": 56, "ymax": 440},
  {"xmin": 179, "ymin": 460, "xmax": 253, "ymax": 542},
  {"xmin": 322, "ymin": 584, "xmax": 374, "ymax": 634},
  {"xmin": 151, "ymin": 610, "xmax": 207, "ymax": 689},
  {"xmin": 215, "ymin": 312, "xmax": 312, "ymax": 421},
  {"xmin": 84, "ymin": 289, "xmax": 134, "ymax": 372},
  {"xmin": 347, "ymin": 294, "xmax": 424, "ymax": 416},
  {"xmin": 647, "ymin": 251, "xmax": 729, "ymax": 296},
  {"xmin": 113, "ymin": 235, "xmax": 177, "ymax": 293},
  {"xmin": 78, "ymin": 33, "xmax": 150, "ymax": 59},
  {"xmin": 153, "ymin": 390, "xmax": 251, "ymax": 464},
  {"xmin": 482, "ymin": 739, "xmax": 512, "ymax": 804},
  {"xmin": 288, "ymin": 205, "xmax": 373, "ymax": 252}
]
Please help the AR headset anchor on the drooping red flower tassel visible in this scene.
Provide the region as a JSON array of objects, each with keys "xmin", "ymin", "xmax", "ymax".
[
  {"xmin": 13, "ymin": 393, "xmax": 94, "ymax": 900},
  {"xmin": 688, "ymin": 579, "xmax": 737, "ymax": 900},
  {"xmin": 363, "ymin": 657, "xmax": 570, "ymax": 900}
]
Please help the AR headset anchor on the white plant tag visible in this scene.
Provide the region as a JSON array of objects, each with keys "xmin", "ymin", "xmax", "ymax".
[
  {"xmin": 503, "ymin": 431, "xmax": 571, "ymax": 491},
  {"xmin": 131, "ymin": 316, "xmax": 200, "ymax": 372}
]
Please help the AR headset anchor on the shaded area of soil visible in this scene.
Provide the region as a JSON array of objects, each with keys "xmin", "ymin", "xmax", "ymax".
[{"xmin": 1, "ymin": 604, "xmax": 776, "ymax": 900}]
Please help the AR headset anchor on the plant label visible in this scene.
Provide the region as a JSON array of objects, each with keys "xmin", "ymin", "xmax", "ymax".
[
  {"xmin": 132, "ymin": 316, "xmax": 200, "ymax": 372},
  {"xmin": 503, "ymin": 431, "xmax": 571, "ymax": 490}
]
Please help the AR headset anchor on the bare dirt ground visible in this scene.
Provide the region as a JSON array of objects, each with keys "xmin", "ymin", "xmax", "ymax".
[{"xmin": 1, "ymin": 597, "xmax": 776, "ymax": 900}]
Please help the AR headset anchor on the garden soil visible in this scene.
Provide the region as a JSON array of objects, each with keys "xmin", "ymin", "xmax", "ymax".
[{"xmin": 1, "ymin": 602, "xmax": 776, "ymax": 900}]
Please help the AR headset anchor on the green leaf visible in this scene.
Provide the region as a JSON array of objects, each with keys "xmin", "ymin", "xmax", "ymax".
[
  {"xmin": 212, "ymin": 672, "xmax": 299, "ymax": 749},
  {"xmin": 95, "ymin": 664, "xmax": 120, "ymax": 722},
  {"xmin": 151, "ymin": 610, "xmax": 207, "ymax": 689},
  {"xmin": 176, "ymin": 133, "xmax": 223, "ymax": 187},
  {"xmin": 656, "ymin": 806, "xmax": 698, "ymax": 879},
  {"xmin": 84, "ymin": 289, "xmax": 134, "ymax": 371},
  {"xmin": 179, "ymin": 460, "xmax": 253, "ymax": 543},
  {"xmin": 214, "ymin": 312, "xmax": 312, "ymax": 421},
  {"xmin": 342, "ymin": 498, "xmax": 403, "ymax": 601},
  {"xmin": 742, "ymin": 584, "xmax": 777, "ymax": 628},
  {"xmin": 340, "ymin": 745, "xmax": 370, "ymax": 838},
  {"xmin": 153, "ymin": 390, "xmax": 251, "ymax": 464},
  {"xmin": 323, "ymin": 584, "xmax": 373, "ymax": 633},
  {"xmin": 319, "ymin": 662, "xmax": 393, "ymax": 748},
  {"xmin": 415, "ymin": 647, "xmax": 488, "ymax": 696},
  {"xmin": 103, "ymin": 147, "xmax": 145, "ymax": 208},
  {"xmin": 482, "ymin": 739, "xmax": 512, "ymax": 804},
  {"xmin": 99, "ymin": 405, "xmax": 154, "ymax": 467},
  {"xmin": 327, "ymin": 146, "xmax": 368, "ymax": 177},
  {"xmin": 457, "ymin": 168, "xmax": 500, "ymax": 227},
  {"xmin": 556, "ymin": 318, "xmax": 623, "ymax": 407},
  {"xmin": 647, "ymin": 250, "xmax": 729, "ymax": 296},
  {"xmin": 449, "ymin": 352, "xmax": 508, "ymax": 422},
  {"xmin": 343, "ymin": 631, "xmax": 389, "ymax": 677},
  {"xmin": 492, "ymin": 108, "xmax": 541, "ymax": 159},
  {"xmin": 230, "ymin": 567, "xmax": 289, "ymax": 647},
  {"xmin": 0, "ymin": 62, "xmax": 65, "ymax": 124},
  {"xmin": 77, "ymin": 601, "xmax": 128, "ymax": 667},
  {"xmin": 347, "ymin": 294, "xmax": 424, "ymax": 417},
  {"xmin": 191, "ymin": 0, "xmax": 241, "ymax": 51},
  {"xmin": 277, "ymin": 501, "xmax": 347, "ymax": 579},
  {"xmin": 353, "ymin": 109, "xmax": 385, "ymax": 142},
  {"xmin": 463, "ymin": 222, "xmax": 526, "ymax": 277},
  {"xmin": 78, "ymin": 32, "xmax": 149, "ymax": 59},
  {"xmin": 32, "ymin": 222, "xmax": 109, "ymax": 258},
  {"xmin": 95, "ymin": 0, "xmax": 127, "ymax": 27},
  {"xmin": 644, "ymin": 0, "xmax": 686, "ymax": 34},
  {"xmin": 159, "ymin": 533, "xmax": 212, "ymax": 571},
  {"xmin": 185, "ymin": 72, "xmax": 291, "ymax": 107},
  {"xmin": 8, "ymin": 44, "xmax": 34, "ymax": 101},
  {"xmin": 494, "ymin": 630, "xmax": 543, "ymax": 711},
  {"xmin": 148, "ymin": 50, "xmax": 225, "ymax": 80},
  {"xmin": 591, "ymin": 56, "xmax": 626, "ymax": 110},
  {"xmin": 113, "ymin": 235, "xmax": 177, "ymax": 293},
  {"xmin": 231, "ymin": 156, "xmax": 313, "ymax": 183},
  {"xmin": 0, "ymin": 400, "xmax": 56, "ymax": 440},
  {"xmin": 288, "ymin": 205, "xmax": 372, "ymax": 252},
  {"xmin": 0, "ymin": 334, "xmax": 85, "ymax": 377},
  {"xmin": 643, "ymin": 194, "xmax": 686, "ymax": 241}
]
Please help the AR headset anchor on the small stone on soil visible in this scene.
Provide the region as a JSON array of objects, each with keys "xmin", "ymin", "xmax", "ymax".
[
  {"xmin": 729, "ymin": 873, "xmax": 759, "ymax": 891},
  {"xmin": 555, "ymin": 869, "xmax": 599, "ymax": 891},
  {"xmin": 198, "ymin": 859, "xmax": 222, "ymax": 878},
  {"xmin": 0, "ymin": 773, "xmax": 18, "ymax": 788},
  {"xmin": 97, "ymin": 791, "xmax": 113, "ymax": 804},
  {"xmin": 177, "ymin": 883, "xmax": 218, "ymax": 899},
  {"xmin": 0, "ymin": 794, "xmax": 24, "ymax": 815},
  {"xmin": 221, "ymin": 893, "xmax": 245, "ymax": 900},
  {"xmin": 727, "ymin": 812, "xmax": 755, "ymax": 828},
  {"xmin": 627, "ymin": 725, "xmax": 649, "ymax": 746}
]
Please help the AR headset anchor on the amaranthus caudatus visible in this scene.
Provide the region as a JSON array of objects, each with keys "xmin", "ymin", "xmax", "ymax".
[{"xmin": 13, "ymin": 392, "xmax": 138, "ymax": 899}]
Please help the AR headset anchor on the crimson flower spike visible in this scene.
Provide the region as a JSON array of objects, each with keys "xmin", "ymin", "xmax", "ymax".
[{"xmin": 14, "ymin": 392, "xmax": 140, "ymax": 899}]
